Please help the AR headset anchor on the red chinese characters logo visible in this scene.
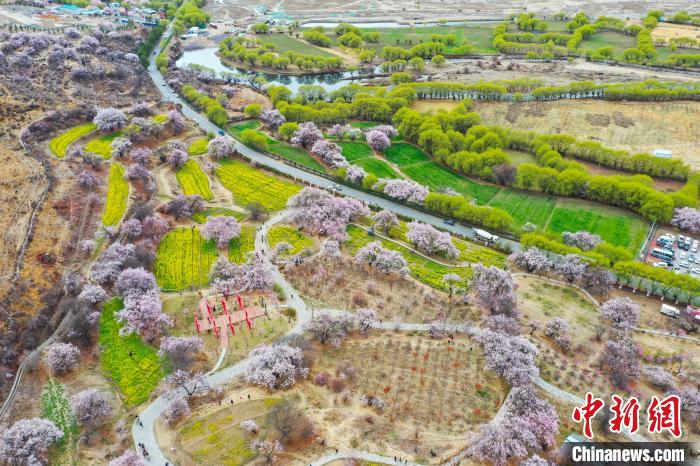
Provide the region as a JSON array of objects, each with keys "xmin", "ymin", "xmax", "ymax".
[
  {"xmin": 572, "ymin": 392, "xmax": 604, "ymax": 439},
  {"xmin": 572, "ymin": 394, "xmax": 682, "ymax": 439},
  {"xmin": 609, "ymin": 395, "xmax": 640, "ymax": 434},
  {"xmin": 647, "ymin": 395, "xmax": 682, "ymax": 438}
]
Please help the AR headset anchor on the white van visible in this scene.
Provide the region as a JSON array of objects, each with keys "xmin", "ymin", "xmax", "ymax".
[{"xmin": 660, "ymin": 304, "xmax": 680, "ymax": 318}]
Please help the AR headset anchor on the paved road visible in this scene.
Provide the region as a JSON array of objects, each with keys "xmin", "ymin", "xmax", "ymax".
[{"xmin": 148, "ymin": 29, "xmax": 520, "ymax": 254}]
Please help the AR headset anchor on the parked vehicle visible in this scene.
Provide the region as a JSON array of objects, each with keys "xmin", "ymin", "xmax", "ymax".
[
  {"xmin": 443, "ymin": 219, "xmax": 455, "ymax": 226},
  {"xmin": 660, "ymin": 304, "xmax": 680, "ymax": 318},
  {"xmin": 653, "ymin": 261, "xmax": 669, "ymax": 268},
  {"xmin": 651, "ymin": 248, "xmax": 674, "ymax": 262}
]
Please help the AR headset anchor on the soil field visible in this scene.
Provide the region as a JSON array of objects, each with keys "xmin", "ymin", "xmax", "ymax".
[
  {"xmin": 473, "ymin": 100, "xmax": 700, "ymax": 168},
  {"xmin": 651, "ymin": 22, "xmax": 700, "ymax": 42}
]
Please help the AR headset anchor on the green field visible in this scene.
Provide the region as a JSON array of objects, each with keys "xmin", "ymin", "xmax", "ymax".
[
  {"xmin": 267, "ymin": 139, "xmax": 327, "ymax": 172},
  {"xmin": 268, "ymin": 224, "xmax": 315, "ymax": 256},
  {"xmin": 229, "ymin": 120, "xmax": 261, "ymax": 135},
  {"xmin": 487, "ymin": 189, "xmax": 556, "ymax": 228},
  {"xmin": 343, "ymin": 24, "xmax": 493, "ymax": 53},
  {"xmin": 216, "ymin": 159, "xmax": 301, "ymax": 211},
  {"xmin": 176, "ymin": 159, "xmax": 214, "ymax": 200},
  {"xmin": 40, "ymin": 379, "xmax": 76, "ymax": 447},
  {"xmin": 259, "ymin": 33, "xmax": 335, "ymax": 57},
  {"xmin": 49, "ymin": 123, "xmax": 97, "ymax": 158},
  {"xmin": 546, "ymin": 200, "xmax": 649, "ymax": 254},
  {"xmin": 102, "ymin": 163, "xmax": 129, "ymax": 226},
  {"xmin": 153, "ymin": 114, "xmax": 169, "ymax": 124},
  {"xmin": 228, "ymin": 224, "xmax": 256, "ymax": 263},
  {"xmin": 188, "ymin": 138, "xmax": 210, "ymax": 155},
  {"xmin": 382, "ymin": 143, "xmax": 431, "ymax": 166},
  {"xmin": 580, "ymin": 31, "xmax": 637, "ymax": 58},
  {"xmin": 155, "ymin": 227, "xmax": 219, "ymax": 290},
  {"xmin": 345, "ymin": 224, "xmax": 472, "ymax": 290},
  {"xmin": 403, "ymin": 161, "xmax": 501, "ymax": 204},
  {"xmin": 83, "ymin": 131, "xmax": 121, "ymax": 159},
  {"xmin": 192, "ymin": 207, "xmax": 246, "ymax": 224},
  {"xmin": 99, "ymin": 298, "xmax": 164, "ymax": 406},
  {"xmin": 337, "ymin": 141, "xmax": 400, "ymax": 178},
  {"xmin": 505, "ymin": 149, "xmax": 538, "ymax": 166},
  {"xmin": 338, "ymin": 141, "xmax": 374, "ymax": 162}
]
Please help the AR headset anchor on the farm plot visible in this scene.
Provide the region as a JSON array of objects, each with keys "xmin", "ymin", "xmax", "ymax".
[
  {"xmin": 345, "ymin": 225, "xmax": 471, "ymax": 290},
  {"xmin": 338, "ymin": 141, "xmax": 374, "ymax": 162},
  {"xmin": 83, "ymin": 131, "xmax": 121, "ymax": 159},
  {"xmin": 178, "ymin": 398, "xmax": 282, "ymax": 466},
  {"xmin": 40, "ymin": 379, "xmax": 76, "ymax": 447},
  {"xmin": 99, "ymin": 298, "xmax": 164, "ymax": 406},
  {"xmin": 187, "ymin": 138, "xmax": 209, "ymax": 155},
  {"xmin": 382, "ymin": 143, "xmax": 431, "ymax": 166},
  {"xmin": 101, "ymin": 163, "xmax": 129, "ymax": 226},
  {"xmin": 152, "ymin": 114, "xmax": 169, "ymax": 124},
  {"xmin": 155, "ymin": 227, "xmax": 219, "ymax": 290},
  {"xmin": 546, "ymin": 200, "xmax": 649, "ymax": 254},
  {"xmin": 402, "ymin": 161, "xmax": 502, "ymax": 204},
  {"xmin": 229, "ymin": 120, "xmax": 260, "ymax": 135},
  {"xmin": 192, "ymin": 207, "xmax": 245, "ymax": 224},
  {"xmin": 355, "ymin": 157, "xmax": 401, "ymax": 179},
  {"xmin": 267, "ymin": 138, "xmax": 326, "ymax": 172},
  {"xmin": 268, "ymin": 224, "xmax": 315, "ymax": 256},
  {"xmin": 176, "ymin": 159, "xmax": 214, "ymax": 200},
  {"xmin": 259, "ymin": 33, "xmax": 335, "ymax": 57},
  {"xmin": 49, "ymin": 123, "xmax": 97, "ymax": 158},
  {"xmin": 487, "ymin": 189, "xmax": 556, "ymax": 229},
  {"xmin": 228, "ymin": 224, "xmax": 256, "ymax": 263},
  {"xmin": 316, "ymin": 336, "xmax": 506, "ymax": 433},
  {"xmin": 216, "ymin": 159, "xmax": 300, "ymax": 211}
]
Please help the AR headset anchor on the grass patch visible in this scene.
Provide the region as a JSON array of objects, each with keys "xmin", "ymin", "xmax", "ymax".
[
  {"xmin": 49, "ymin": 123, "xmax": 97, "ymax": 158},
  {"xmin": 382, "ymin": 143, "xmax": 431, "ymax": 166},
  {"xmin": 83, "ymin": 131, "xmax": 122, "ymax": 159},
  {"xmin": 403, "ymin": 161, "xmax": 501, "ymax": 204},
  {"xmin": 40, "ymin": 379, "xmax": 77, "ymax": 447},
  {"xmin": 581, "ymin": 31, "xmax": 637, "ymax": 58},
  {"xmin": 354, "ymin": 157, "xmax": 401, "ymax": 179},
  {"xmin": 153, "ymin": 114, "xmax": 169, "ymax": 124},
  {"xmin": 345, "ymin": 225, "xmax": 471, "ymax": 290},
  {"xmin": 267, "ymin": 139, "xmax": 327, "ymax": 172},
  {"xmin": 228, "ymin": 224, "xmax": 256, "ymax": 264},
  {"xmin": 268, "ymin": 224, "xmax": 314, "ymax": 255},
  {"xmin": 487, "ymin": 189, "xmax": 556, "ymax": 229},
  {"xmin": 176, "ymin": 159, "xmax": 214, "ymax": 201},
  {"xmin": 259, "ymin": 33, "xmax": 335, "ymax": 56},
  {"xmin": 188, "ymin": 138, "xmax": 210, "ymax": 155},
  {"xmin": 505, "ymin": 149, "xmax": 538, "ymax": 166},
  {"xmin": 338, "ymin": 141, "xmax": 374, "ymax": 162},
  {"xmin": 216, "ymin": 158, "xmax": 300, "ymax": 211},
  {"xmin": 99, "ymin": 298, "xmax": 164, "ymax": 406},
  {"xmin": 192, "ymin": 207, "xmax": 246, "ymax": 224},
  {"xmin": 155, "ymin": 227, "xmax": 219, "ymax": 290},
  {"xmin": 101, "ymin": 163, "xmax": 129, "ymax": 226},
  {"xmin": 546, "ymin": 200, "xmax": 649, "ymax": 254},
  {"xmin": 229, "ymin": 120, "xmax": 260, "ymax": 136}
]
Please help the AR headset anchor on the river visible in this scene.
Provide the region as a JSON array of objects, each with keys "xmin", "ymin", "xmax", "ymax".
[{"xmin": 176, "ymin": 47, "xmax": 374, "ymax": 93}]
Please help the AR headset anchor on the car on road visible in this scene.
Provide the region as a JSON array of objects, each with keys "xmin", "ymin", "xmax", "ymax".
[
  {"xmin": 217, "ymin": 130, "xmax": 225, "ymax": 136},
  {"xmin": 443, "ymin": 219, "xmax": 455, "ymax": 226}
]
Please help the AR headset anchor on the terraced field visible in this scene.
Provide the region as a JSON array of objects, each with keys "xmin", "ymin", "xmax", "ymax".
[
  {"xmin": 84, "ymin": 131, "xmax": 122, "ymax": 159},
  {"xmin": 268, "ymin": 224, "xmax": 315, "ymax": 256},
  {"xmin": 187, "ymin": 138, "xmax": 210, "ymax": 155},
  {"xmin": 403, "ymin": 162, "xmax": 502, "ymax": 204},
  {"xmin": 228, "ymin": 224, "xmax": 256, "ymax": 264},
  {"xmin": 99, "ymin": 298, "xmax": 164, "ymax": 406},
  {"xmin": 49, "ymin": 123, "xmax": 97, "ymax": 158},
  {"xmin": 154, "ymin": 227, "xmax": 218, "ymax": 290},
  {"xmin": 176, "ymin": 159, "xmax": 214, "ymax": 200},
  {"xmin": 216, "ymin": 159, "xmax": 300, "ymax": 211},
  {"xmin": 102, "ymin": 163, "xmax": 129, "ymax": 226},
  {"xmin": 192, "ymin": 207, "xmax": 245, "ymax": 224},
  {"xmin": 383, "ymin": 143, "xmax": 431, "ymax": 166}
]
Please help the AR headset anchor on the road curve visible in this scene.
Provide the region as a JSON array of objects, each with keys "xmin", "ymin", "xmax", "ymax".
[{"xmin": 148, "ymin": 28, "xmax": 520, "ymax": 254}]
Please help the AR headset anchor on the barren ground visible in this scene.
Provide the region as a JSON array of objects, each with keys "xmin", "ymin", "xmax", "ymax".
[{"xmin": 472, "ymin": 99, "xmax": 700, "ymax": 167}]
